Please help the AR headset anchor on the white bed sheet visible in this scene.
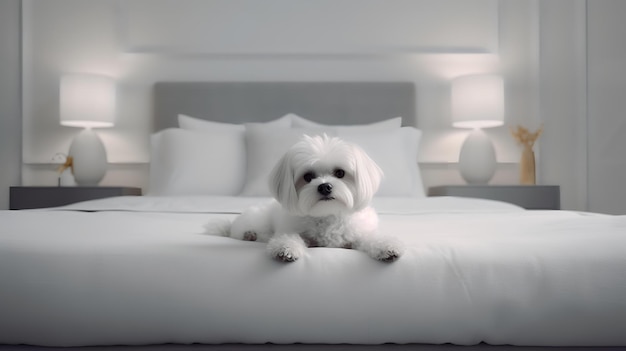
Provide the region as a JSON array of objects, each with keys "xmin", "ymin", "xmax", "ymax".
[{"xmin": 1, "ymin": 196, "xmax": 625, "ymax": 347}]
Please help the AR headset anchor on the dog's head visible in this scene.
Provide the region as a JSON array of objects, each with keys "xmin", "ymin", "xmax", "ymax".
[{"xmin": 269, "ymin": 134, "xmax": 383, "ymax": 217}]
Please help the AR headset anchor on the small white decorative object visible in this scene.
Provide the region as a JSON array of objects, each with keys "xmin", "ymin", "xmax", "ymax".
[
  {"xmin": 60, "ymin": 73, "xmax": 116, "ymax": 186},
  {"xmin": 451, "ymin": 74, "xmax": 504, "ymax": 184},
  {"xmin": 68, "ymin": 129, "xmax": 107, "ymax": 186},
  {"xmin": 458, "ymin": 128, "xmax": 497, "ymax": 184}
]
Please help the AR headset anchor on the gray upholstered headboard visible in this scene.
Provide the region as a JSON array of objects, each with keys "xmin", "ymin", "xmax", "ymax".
[{"xmin": 153, "ymin": 82, "xmax": 416, "ymax": 131}]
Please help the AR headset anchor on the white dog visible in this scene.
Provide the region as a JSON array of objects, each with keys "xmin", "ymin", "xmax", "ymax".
[{"xmin": 229, "ymin": 134, "xmax": 404, "ymax": 263}]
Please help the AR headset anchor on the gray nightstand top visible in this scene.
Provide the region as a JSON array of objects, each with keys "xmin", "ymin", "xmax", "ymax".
[
  {"xmin": 10, "ymin": 186, "xmax": 142, "ymax": 210},
  {"xmin": 428, "ymin": 185, "xmax": 560, "ymax": 210}
]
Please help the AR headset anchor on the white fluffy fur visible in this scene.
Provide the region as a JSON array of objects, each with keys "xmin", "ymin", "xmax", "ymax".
[{"xmin": 229, "ymin": 134, "xmax": 404, "ymax": 262}]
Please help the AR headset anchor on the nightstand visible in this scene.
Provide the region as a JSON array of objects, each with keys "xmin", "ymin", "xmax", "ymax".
[
  {"xmin": 9, "ymin": 186, "xmax": 142, "ymax": 210},
  {"xmin": 428, "ymin": 185, "xmax": 560, "ymax": 210}
]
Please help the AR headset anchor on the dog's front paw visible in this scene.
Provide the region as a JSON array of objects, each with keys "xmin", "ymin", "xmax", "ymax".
[
  {"xmin": 376, "ymin": 248, "xmax": 402, "ymax": 262},
  {"xmin": 367, "ymin": 238, "xmax": 404, "ymax": 263},
  {"xmin": 267, "ymin": 234, "xmax": 306, "ymax": 263},
  {"xmin": 243, "ymin": 231, "xmax": 257, "ymax": 241},
  {"xmin": 272, "ymin": 247, "xmax": 299, "ymax": 262}
]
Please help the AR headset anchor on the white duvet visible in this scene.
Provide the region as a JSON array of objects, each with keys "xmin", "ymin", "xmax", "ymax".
[{"xmin": 1, "ymin": 196, "xmax": 625, "ymax": 347}]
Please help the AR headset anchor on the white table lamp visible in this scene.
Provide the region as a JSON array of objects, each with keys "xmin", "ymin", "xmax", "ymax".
[
  {"xmin": 451, "ymin": 74, "xmax": 504, "ymax": 184},
  {"xmin": 60, "ymin": 73, "xmax": 116, "ymax": 186}
]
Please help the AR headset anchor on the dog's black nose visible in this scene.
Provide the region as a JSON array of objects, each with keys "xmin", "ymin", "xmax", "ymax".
[{"xmin": 317, "ymin": 183, "xmax": 333, "ymax": 196}]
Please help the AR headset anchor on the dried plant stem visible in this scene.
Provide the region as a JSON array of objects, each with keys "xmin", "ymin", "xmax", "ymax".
[
  {"xmin": 511, "ymin": 125, "xmax": 543, "ymax": 149},
  {"xmin": 57, "ymin": 156, "xmax": 74, "ymax": 175}
]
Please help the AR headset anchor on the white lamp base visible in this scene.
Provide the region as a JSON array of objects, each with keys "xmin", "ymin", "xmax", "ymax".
[
  {"xmin": 68, "ymin": 128, "xmax": 107, "ymax": 186},
  {"xmin": 458, "ymin": 128, "xmax": 497, "ymax": 184}
]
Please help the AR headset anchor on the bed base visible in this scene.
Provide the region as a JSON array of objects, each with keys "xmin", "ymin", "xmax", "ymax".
[{"xmin": 1, "ymin": 344, "xmax": 623, "ymax": 351}]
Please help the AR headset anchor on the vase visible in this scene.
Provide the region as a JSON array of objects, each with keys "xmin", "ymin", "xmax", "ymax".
[
  {"xmin": 520, "ymin": 146, "xmax": 536, "ymax": 185},
  {"xmin": 458, "ymin": 128, "xmax": 497, "ymax": 184},
  {"xmin": 68, "ymin": 128, "xmax": 107, "ymax": 186}
]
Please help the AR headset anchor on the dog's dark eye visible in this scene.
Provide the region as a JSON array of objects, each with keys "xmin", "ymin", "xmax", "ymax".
[
  {"xmin": 334, "ymin": 169, "xmax": 345, "ymax": 178},
  {"xmin": 303, "ymin": 172, "xmax": 316, "ymax": 183}
]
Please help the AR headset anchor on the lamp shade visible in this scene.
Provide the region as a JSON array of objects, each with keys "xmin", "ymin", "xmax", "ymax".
[
  {"xmin": 451, "ymin": 74, "xmax": 504, "ymax": 129},
  {"xmin": 60, "ymin": 74, "xmax": 116, "ymax": 128}
]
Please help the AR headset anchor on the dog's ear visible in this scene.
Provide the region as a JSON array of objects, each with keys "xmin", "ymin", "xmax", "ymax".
[
  {"xmin": 268, "ymin": 152, "xmax": 299, "ymax": 210},
  {"xmin": 352, "ymin": 145, "xmax": 383, "ymax": 210}
]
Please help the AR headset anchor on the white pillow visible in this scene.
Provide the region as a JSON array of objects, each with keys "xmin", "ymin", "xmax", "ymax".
[
  {"xmin": 337, "ymin": 127, "xmax": 425, "ymax": 197},
  {"xmin": 240, "ymin": 124, "xmax": 424, "ymax": 198},
  {"xmin": 148, "ymin": 128, "xmax": 246, "ymax": 196},
  {"xmin": 240, "ymin": 125, "xmax": 336, "ymax": 196},
  {"xmin": 291, "ymin": 115, "xmax": 403, "ymax": 130},
  {"xmin": 178, "ymin": 113, "xmax": 292, "ymax": 131}
]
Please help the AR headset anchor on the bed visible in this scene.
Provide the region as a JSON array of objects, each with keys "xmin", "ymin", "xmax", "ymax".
[{"xmin": 1, "ymin": 82, "xmax": 625, "ymax": 351}]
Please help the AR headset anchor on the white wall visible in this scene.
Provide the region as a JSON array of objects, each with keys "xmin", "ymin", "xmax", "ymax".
[
  {"xmin": 14, "ymin": 0, "xmax": 624, "ymax": 213},
  {"xmin": 586, "ymin": 0, "xmax": 626, "ymax": 215},
  {"xmin": 0, "ymin": 0, "xmax": 22, "ymax": 210},
  {"xmin": 537, "ymin": 0, "xmax": 588, "ymax": 213},
  {"xmin": 19, "ymin": 0, "xmax": 536, "ymax": 191},
  {"xmin": 538, "ymin": 0, "xmax": 626, "ymax": 215}
]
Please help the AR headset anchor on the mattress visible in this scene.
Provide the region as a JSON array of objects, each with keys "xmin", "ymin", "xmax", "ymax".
[{"xmin": 1, "ymin": 196, "xmax": 625, "ymax": 347}]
